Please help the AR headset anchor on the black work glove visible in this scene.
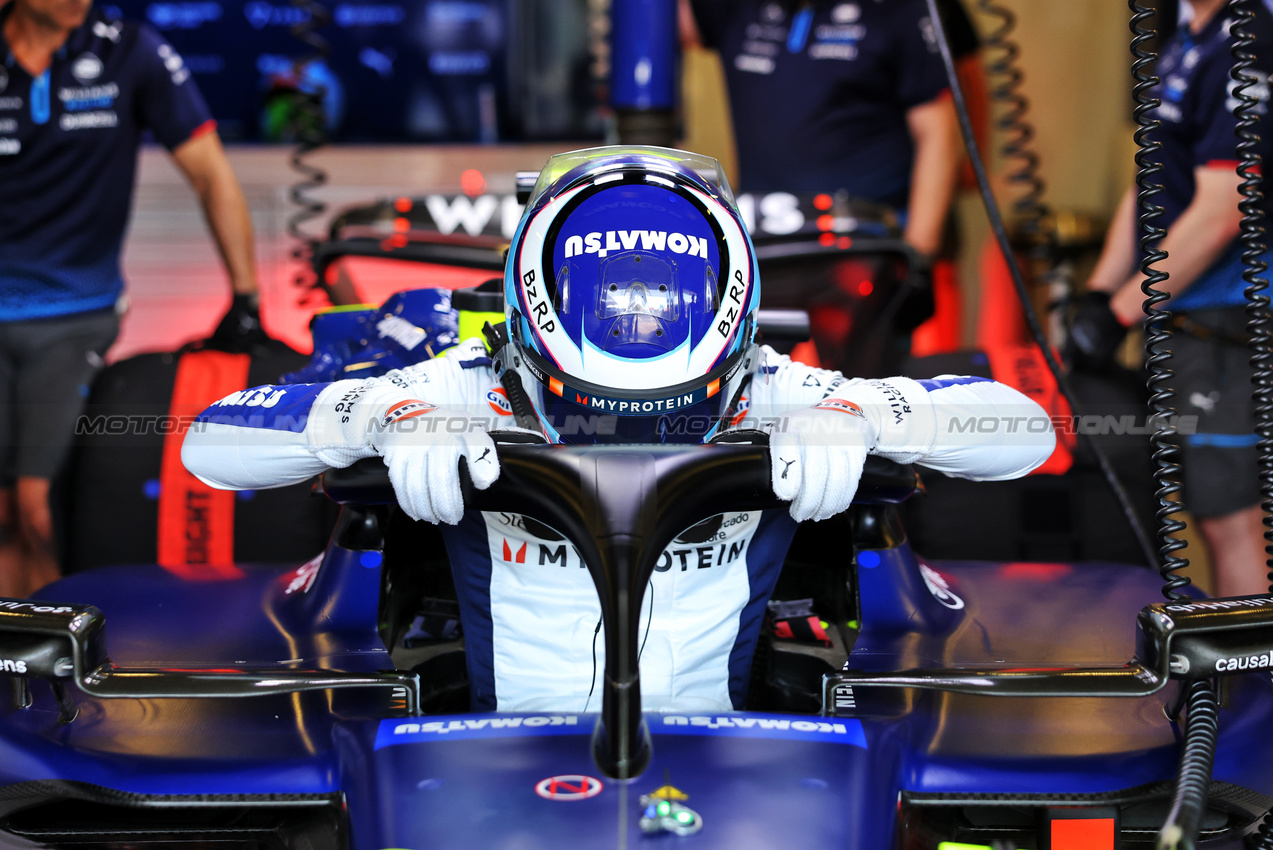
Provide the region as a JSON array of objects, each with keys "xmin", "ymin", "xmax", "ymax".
[
  {"xmin": 1067, "ymin": 291, "xmax": 1128, "ymax": 373},
  {"xmin": 207, "ymin": 292, "xmax": 269, "ymax": 352},
  {"xmin": 894, "ymin": 253, "xmax": 936, "ymax": 333}
]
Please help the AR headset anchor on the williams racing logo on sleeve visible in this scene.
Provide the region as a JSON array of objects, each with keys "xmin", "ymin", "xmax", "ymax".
[{"xmin": 375, "ymin": 714, "xmax": 586, "ymax": 747}]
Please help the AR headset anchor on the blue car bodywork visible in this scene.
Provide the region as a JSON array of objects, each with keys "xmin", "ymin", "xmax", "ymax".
[{"xmin": 3, "ymin": 456, "xmax": 1271, "ymax": 849}]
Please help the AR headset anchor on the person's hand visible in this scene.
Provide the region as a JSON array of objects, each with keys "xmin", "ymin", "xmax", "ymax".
[
  {"xmin": 208, "ymin": 293, "xmax": 269, "ymax": 351},
  {"xmin": 369, "ymin": 401, "xmax": 500, "ymax": 524},
  {"xmin": 1067, "ymin": 291, "xmax": 1129, "ymax": 372},
  {"xmin": 767, "ymin": 398, "xmax": 875, "ymax": 522}
]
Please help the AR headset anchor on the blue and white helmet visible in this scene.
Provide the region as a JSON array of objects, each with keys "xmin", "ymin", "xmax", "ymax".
[{"xmin": 504, "ymin": 146, "xmax": 761, "ymax": 444}]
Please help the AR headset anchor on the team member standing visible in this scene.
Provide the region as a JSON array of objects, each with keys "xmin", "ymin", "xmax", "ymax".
[
  {"xmin": 0, "ymin": 0, "xmax": 261, "ymax": 596},
  {"xmin": 680, "ymin": 0, "xmax": 962, "ymax": 260},
  {"xmin": 1071, "ymin": 0, "xmax": 1273, "ymax": 596}
]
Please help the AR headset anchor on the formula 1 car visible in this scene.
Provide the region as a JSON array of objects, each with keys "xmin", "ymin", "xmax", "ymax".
[{"xmin": 3, "ymin": 428, "xmax": 1273, "ymax": 849}]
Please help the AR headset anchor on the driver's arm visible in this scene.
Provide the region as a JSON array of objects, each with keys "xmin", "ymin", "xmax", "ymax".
[
  {"xmin": 181, "ymin": 339, "xmax": 495, "ymax": 491},
  {"xmin": 751, "ymin": 348, "xmax": 1055, "ymax": 480}
]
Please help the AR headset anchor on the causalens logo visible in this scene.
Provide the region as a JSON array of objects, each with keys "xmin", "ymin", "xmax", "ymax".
[{"xmin": 563, "ymin": 230, "xmax": 710, "ymax": 259}]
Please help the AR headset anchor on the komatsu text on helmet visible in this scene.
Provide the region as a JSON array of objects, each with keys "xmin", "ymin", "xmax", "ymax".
[{"xmin": 501, "ymin": 146, "xmax": 761, "ymax": 444}]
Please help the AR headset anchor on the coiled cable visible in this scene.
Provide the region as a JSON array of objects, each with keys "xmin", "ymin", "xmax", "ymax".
[
  {"xmin": 923, "ymin": 0, "xmax": 1160, "ymax": 569},
  {"xmin": 1129, "ymin": 0, "xmax": 1190, "ymax": 598},
  {"xmin": 977, "ymin": 1, "xmax": 1049, "ymax": 246},
  {"xmin": 1231, "ymin": 0, "xmax": 1273, "ymax": 595},
  {"xmin": 286, "ymin": 0, "xmax": 332, "ymax": 307}
]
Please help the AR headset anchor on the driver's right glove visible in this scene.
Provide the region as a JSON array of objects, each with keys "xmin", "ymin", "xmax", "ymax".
[{"xmin": 309, "ymin": 380, "xmax": 499, "ymax": 524}]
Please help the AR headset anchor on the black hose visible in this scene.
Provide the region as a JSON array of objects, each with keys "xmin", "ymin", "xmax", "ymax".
[
  {"xmin": 287, "ymin": 0, "xmax": 332, "ymax": 308},
  {"xmin": 1156, "ymin": 679, "xmax": 1220, "ymax": 850},
  {"xmin": 1128, "ymin": 0, "xmax": 1191, "ymax": 598},
  {"xmin": 1230, "ymin": 0, "xmax": 1273, "ymax": 594},
  {"xmin": 923, "ymin": 0, "xmax": 1160, "ymax": 569}
]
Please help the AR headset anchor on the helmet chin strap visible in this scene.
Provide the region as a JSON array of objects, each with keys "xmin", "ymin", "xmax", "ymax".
[
  {"xmin": 709, "ymin": 343, "xmax": 761, "ymax": 442},
  {"xmin": 483, "ymin": 320, "xmax": 552, "ymax": 438}
]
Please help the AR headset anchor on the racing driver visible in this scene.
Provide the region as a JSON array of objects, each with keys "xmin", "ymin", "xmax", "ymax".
[{"xmin": 182, "ymin": 147, "xmax": 1055, "ymax": 713}]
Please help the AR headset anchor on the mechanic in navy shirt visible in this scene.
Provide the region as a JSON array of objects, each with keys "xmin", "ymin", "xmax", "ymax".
[
  {"xmin": 681, "ymin": 0, "xmax": 962, "ymax": 259},
  {"xmin": 1074, "ymin": 0, "xmax": 1273, "ymax": 596},
  {"xmin": 0, "ymin": 0, "xmax": 260, "ymax": 596}
]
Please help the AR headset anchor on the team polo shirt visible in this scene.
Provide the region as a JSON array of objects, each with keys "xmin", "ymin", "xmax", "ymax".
[
  {"xmin": 0, "ymin": 6, "xmax": 213, "ymax": 320},
  {"xmin": 690, "ymin": 0, "xmax": 966, "ymax": 204},
  {"xmin": 1149, "ymin": 1, "xmax": 1273, "ymax": 311}
]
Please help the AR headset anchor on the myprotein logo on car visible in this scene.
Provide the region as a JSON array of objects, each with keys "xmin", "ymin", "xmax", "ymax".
[{"xmin": 562, "ymin": 230, "xmax": 709, "ymax": 260}]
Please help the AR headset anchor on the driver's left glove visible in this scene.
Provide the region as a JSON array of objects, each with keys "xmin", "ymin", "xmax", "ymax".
[
  {"xmin": 369, "ymin": 400, "xmax": 499, "ymax": 525},
  {"xmin": 767, "ymin": 399, "xmax": 874, "ymax": 522},
  {"xmin": 767, "ymin": 378, "xmax": 938, "ymax": 522}
]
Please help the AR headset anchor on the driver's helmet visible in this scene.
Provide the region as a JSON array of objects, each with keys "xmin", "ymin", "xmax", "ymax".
[{"xmin": 503, "ymin": 146, "xmax": 760, "ymax": 444}]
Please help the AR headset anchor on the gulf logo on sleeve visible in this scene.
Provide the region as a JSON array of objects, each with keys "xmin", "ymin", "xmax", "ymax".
[{"xmin": 487, "ymin": 387, "xmax": 513, "ymax": 416}]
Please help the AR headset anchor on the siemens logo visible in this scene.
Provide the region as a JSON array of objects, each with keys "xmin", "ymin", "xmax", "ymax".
[
  {"xmin": 0, "ymin": 659, "xmax": 28, "ymax": 674},
  {"xmin": 563, "ymin": 230, "xmax": 709, "ymax": 260}
]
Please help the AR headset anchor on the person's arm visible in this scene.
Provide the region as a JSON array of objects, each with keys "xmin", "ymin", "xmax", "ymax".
[
  {"xmin": 171, "ymin": 131, "xmax": 258, "ymax": 296},
  {"xmin": 904, "ymin": 95, "xmax": 961, "ymax": 258},
  {"xmin": 1107, "ymin": 165, "xmax": 1243, "ymax": 322},
  {"xmin": 1086, "ymin": 184, "xmax": 1140, "ymax": 295},
  {"xmin": 678, "ymin": 0, "xmax": 702, "ymax": 48}
]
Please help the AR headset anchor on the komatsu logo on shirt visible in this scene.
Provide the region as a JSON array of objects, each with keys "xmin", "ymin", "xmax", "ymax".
[{"xmin": 563, "ymin": 230, "xmax": 709, "ymax": 259}]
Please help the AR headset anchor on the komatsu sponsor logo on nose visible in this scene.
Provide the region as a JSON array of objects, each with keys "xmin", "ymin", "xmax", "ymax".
[
  {"xmin": 563, "ymin": 230, "xmax": 709, "ymax": 259},
  {"xmin": 394, "ymin": 715, "xmax": 578, "ymax": 735},
  {"xmin": 375, "ymin": 713, "xmax": 586, "ymax": 747}
]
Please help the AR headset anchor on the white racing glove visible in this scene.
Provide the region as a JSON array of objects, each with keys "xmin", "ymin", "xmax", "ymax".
[
  {"xmin": 370, "ymin": 399, "xmax": 499, "ymax": 524},
  {"xmin": 308, "ymin": 379, "xmax": 499, "ymax": 524},
  {"xmin": 768, "ymin": 398, "xmax": 874, "ymax": 522},
  {"xmin": 766, "ymin": 378, "xmax": 938, "ymax": 522}
]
